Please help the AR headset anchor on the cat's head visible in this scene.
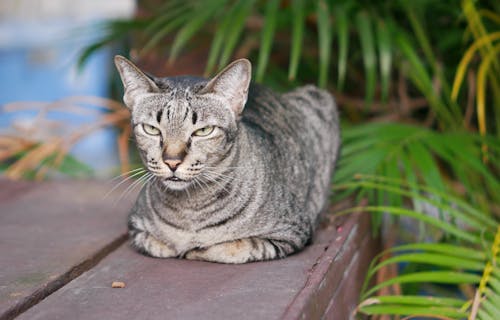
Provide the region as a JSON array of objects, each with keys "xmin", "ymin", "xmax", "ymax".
[{"xmin": 114, "ymin": 56, "xmax": 251, "ymax": 191}]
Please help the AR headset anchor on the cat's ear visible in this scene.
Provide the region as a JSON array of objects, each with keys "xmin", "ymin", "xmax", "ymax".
[
  {"xmin": 114, "ymin": 55, "xmax": 159, "ymax": 108},
  {"xmin": 200, "ymin": 59, "xmax": 251, "ymax": 117}
]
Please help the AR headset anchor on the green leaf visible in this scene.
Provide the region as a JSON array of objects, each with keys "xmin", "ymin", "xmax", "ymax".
[
  {"xmin": 481, "ymin": 298, "xmax": 500, "ymax": 319},
  {"xmin": 169, "ymin": 0, "xmax": 227, "ymax": 62},
  {"xmin": 406, "ymin": 140, "xmax": 445, "ymax": 192},
  {"xmin": 317, "ymin": 0, "xmax": 332, "ymax": 87},
  {"xmin": 78, "ymin": 37, "xmax": 115, "ymax": 71},
  {"xmin": 256, "ymin": 0, "xmax": 280, "ymax": 82},
  {"xmin": 380, "ymin": 157, "xmax": 403, "ymax": 208},
  {"xmin": 364, "ymin": 295, "xmax": 465, "ymax": 307},
  {"xmin": 337, "ymin": 176, "xmax": 498, "ymax": 231},
  {"xmin": 376, "ymin": 19, "xmax": 392, "ymax": 102},
  {"xmin": 477, "ymin": 308, "xmax": 496, "ymax": 320},
  {"xmin": 363, "ymin": 271, "xmax": 481, "ymax": 299},
  {"xmin": 218, "ymin": 0, "xmax": 255, "ymax": 68},
  {"xmin": 426, "ymin": 133, "xmax": 500, "ymax": 204},
  {"xmin": 142, "ymin": 10, "xmax": 192, "ymax": 55},
  {"xmin": 333, "ymin": 4, "xmax": 349, "ymax": 91},
  {"xmin": 367, "ymin": 252, "xmax": 485, "ymax": 280},
  {"xmin": 144, "ymin": 1, "xmax": 190, "ymax": 35},
  {"xmin": 359, "ymin": 304, "xmax": 467, "ymax": 318},
  {"xmin": 335, "ymin": 206, "xmax": 482, "ymax": 244},
  {"xmin": 486, "ymin": 288, "xmax": 500, "ymax": 310},
  {"xmin": 395, "ymin": 31, "xmax": 458, "ymax": 128},
  {"xmin": 402, "ymin": 3, "xmax": 437, "ymax": 77},
  {"xmin": 356, "ymin": 11, "xmax": 376, "ymax": 106},
  {"xmin": 288, "ymin": 0, "xmax": 305, "ymax": 80},
  {"xmin": 78, "ymin": 19, "xmax": 148, "ymax": 69},
  {"xmin": 490, "ymin": 277, "xmax": 500, "ymax": 294},
  {"xmin": 205, "ymin": 14, "xmax": 231, "ymax": 75},
  {"xmin": 387, "ymin": 243, "xmax": 486, "ymax": 261}
]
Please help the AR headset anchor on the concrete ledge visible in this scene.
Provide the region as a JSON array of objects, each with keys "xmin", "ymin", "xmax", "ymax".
[{"xmin": 0, "ymin": 180, "xmax": 379, "ymax": 320}]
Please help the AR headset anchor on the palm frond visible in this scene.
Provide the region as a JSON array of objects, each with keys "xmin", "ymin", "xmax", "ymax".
[
  {"xmin": 356, "ymin": 11, "xmax": 377, "ymax": 106},
  {"xmin": 288, "ymin": 0, "xmax": 305, "ymax": 81},
  {"xmin": 255, "ymin": 0, "xmax": 280, "ymax": 82},
  {"xmin": 317, "ymin": 0, "xmax": 332, "ymax": 88},
  {"xmin": 339, "ymin": 176, "xmax": 500, "ymax": 319},
  {"xmin": 335, "ymin": 123, "xmax": 500, "ymax": 210},
  {"xmin": 169, "ymin": 0, "xmax": 228, "ymax": 63},
  {"xmin": 333, "ymin": 4, "xmax": 349, "ymax": 92},
  {"xmin": 375, "ymin": 19, "xmax": 392, "ymax": 102}
]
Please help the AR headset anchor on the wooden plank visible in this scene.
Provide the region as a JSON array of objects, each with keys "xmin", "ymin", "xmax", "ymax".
[
  {"xmin": 281, "ymin": 210, "xmax": 378, "ymax": 319},
  {"xmin": 17, "ymin": 208, "xmax": 377, "ymax": 320},
  {"xmin": 0, "ymin": 180, "xmax": 137, "ymax": 320},
  {"xmin": 323, "ymin": 232, "xmax": 379, "ymax": 318}
]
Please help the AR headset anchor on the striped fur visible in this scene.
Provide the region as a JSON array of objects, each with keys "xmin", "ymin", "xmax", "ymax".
[{"xmin": 115, "ymin": 56, "xmax": 340, "ymax": 264}]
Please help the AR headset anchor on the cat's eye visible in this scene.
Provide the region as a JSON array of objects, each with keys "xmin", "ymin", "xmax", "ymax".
[
  {"xmin": 193, "ymin": 126, "xmax": 215, "ymax": 137},
  {"xmin": 143, "ymin": 124, "xmax": 161, "ymax": 135}
]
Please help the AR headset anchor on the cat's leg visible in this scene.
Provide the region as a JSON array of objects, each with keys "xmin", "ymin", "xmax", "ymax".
[
  {"xmin": 128, "ymin": 217, "xmax": 176, "ymax": 258},
  {"xmin": 184, "ymin": 238, "xmax": 298, "ymax": 264}
]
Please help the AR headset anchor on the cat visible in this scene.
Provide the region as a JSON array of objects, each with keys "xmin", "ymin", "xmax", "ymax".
[{"xmin": 114, "ymin": 55, "xmax": 340, "ymax": 264}]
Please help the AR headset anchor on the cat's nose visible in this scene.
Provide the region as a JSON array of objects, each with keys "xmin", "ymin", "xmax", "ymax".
[
  {"xmin": 162, "ymin": 140, "xmax": 187, "ymax": 172},
  {"xmin": 164, "ymin": 158, "xmax": 182, "ymax": 171}
]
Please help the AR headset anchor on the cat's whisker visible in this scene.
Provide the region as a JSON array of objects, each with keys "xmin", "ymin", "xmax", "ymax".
[
  {"xmin": 142, "ymin": 174, "xmax": 156, "ymax": 191},
  {"xmin": 117, "ymin": 173, "xmax": 148, "ymax": 201},
  {"xmin": 115, "ymin": 172, "xmax": 151, "ymax": 205},
  {"xmin": 184, "ymin": 183, "xmax": 192, "ymax": 200},
  {"xmin": 109, "ymin": 167, "xmax": 145, "ymax": 183},
  {"xmin": 197, "ymin": 175, "xmax": 214, "ymax": 194},
  {"xmin": 201, "ymin": 169, "xmax": 244, "ymax": 183},
  {"xmin": 205, "ymin": 172, "xmax": 251, "ymax": 197},
  {"xmin": 192, "ymin": 177, "xmax": 208, "ymax": 195},
  {"xmin": 200, "ymin": 176, "xmax": 236, "ymax": 191},
  {"xmin": 203, "ymin": 166, "xmax": 264, "ymax": 176},
  {"xmin": 202, "ymin": 172, "xmax": 235, "ymax": 186},
  {"xmin": 199, "ymin": 172, "xmax": 231, "ymax": 194},
  {"xmin": 203, "ymin": 169, "xmax": 239, "ymax": 178},
  {"xmin": 203, "ymin": 166, "xmax": 251, "ymax": 171},
  {"xmin": 104, "ymin": 169, "xmax": 146, "ymax": 199}
]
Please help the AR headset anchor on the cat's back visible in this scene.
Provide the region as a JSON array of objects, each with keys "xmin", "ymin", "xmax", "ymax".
[
  {"xmin": 243, "ymin": 84, "xmax": 338, "ymax": 132},
  {"xmin": 242, "ymin": 84, "xmax": 339, "ymax": 157},
  {"xmin": 241, "ymin": 84, "xmax": 340, "ymax": 221}
]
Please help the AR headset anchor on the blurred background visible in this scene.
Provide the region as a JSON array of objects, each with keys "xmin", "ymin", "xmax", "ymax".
[
  {"xmin": 1, "ymin": 0, "xmax": 499, "ymax": 318},
  {"xmin": 0, "ymin": 0, "xmax": 135, "ymax": 177}
]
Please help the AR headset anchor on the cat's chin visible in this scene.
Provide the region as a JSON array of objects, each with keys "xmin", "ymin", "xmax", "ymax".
[{"xmin": 160, "ymin": 178, "xmax": 192, "ymax": 191}]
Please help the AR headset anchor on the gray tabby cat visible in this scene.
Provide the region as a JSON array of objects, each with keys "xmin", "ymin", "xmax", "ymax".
[{"xmin": 114, "ymin": 55, "xmax": 340, "ymax": 264}]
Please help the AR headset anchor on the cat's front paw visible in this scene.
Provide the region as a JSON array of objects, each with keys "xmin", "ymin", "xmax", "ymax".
[
  {"xmin": 130, "ymin": 231, "xmax": 176, "ymax": 258},
  {"xmin": 185, "ymin": 238, "xmax": 288, "ymax": 264},
  {"xmin": 185, "ymin": 242, "xmax": 252, "ymax": 264}
]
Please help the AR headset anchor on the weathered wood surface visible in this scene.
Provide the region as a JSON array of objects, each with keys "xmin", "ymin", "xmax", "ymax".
[
  {"xmin": 0, "ymin": 180, "xmax": 136, "ymax": 320},
  {"xmin": 0, "ymin": 180, "xmax": 378, "ymax": 320}
]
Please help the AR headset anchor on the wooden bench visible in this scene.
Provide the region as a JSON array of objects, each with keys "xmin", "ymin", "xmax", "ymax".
[{"xmin": 0, "ymin": 180, "xmax": 378, "ymax": 320}]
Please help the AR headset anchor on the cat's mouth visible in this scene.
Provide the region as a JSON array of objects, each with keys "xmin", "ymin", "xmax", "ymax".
[
  {"xmin": 166, "ymin": 176, "xmax": 183, "ymax": 182},
  {"xmin": 161, "ymin": 175, "xmax": 192, "ymax": 191}
]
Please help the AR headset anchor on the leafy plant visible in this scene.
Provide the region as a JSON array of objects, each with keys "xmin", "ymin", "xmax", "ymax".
[
  {"xmin": 335, "ymin": 175, "xmax": 500, "ymax": 319},
  {"xmin": 453, "ymin": 0, "xmax": 500, "ymax": 138},
  {"xmin": 334, "ymin": 122, "xmax": 500, "ymax": 216}
]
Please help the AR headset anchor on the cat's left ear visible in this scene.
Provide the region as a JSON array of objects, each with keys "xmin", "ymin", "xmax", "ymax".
[
  {"xmin": 200, "ymin": 59, "xmax": 252, "ymax": 117},
  {"xmin": 114, "ymin": 55, "xmax": 160, "ymax": 109}
]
